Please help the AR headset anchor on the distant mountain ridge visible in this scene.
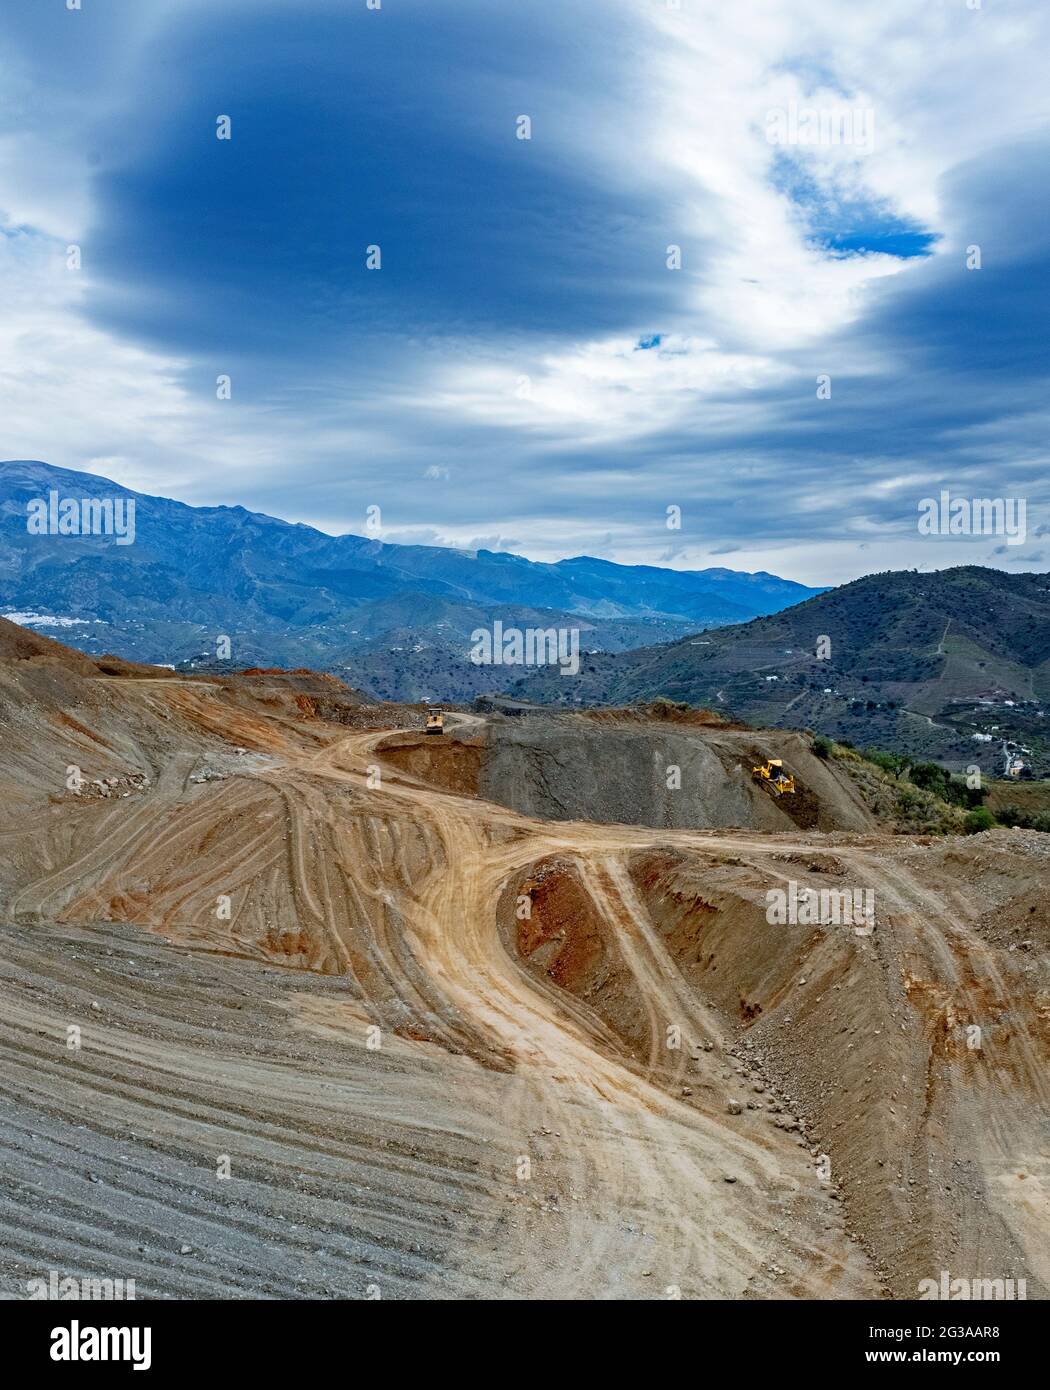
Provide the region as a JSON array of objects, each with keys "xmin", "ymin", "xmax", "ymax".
[
  {"xmin": 0, "ymin": 460, "xmax": 824, "ymax": 698},
  {"xmin": 511, "ymin": 566, "xmax": 1050, "ymax": 774}
]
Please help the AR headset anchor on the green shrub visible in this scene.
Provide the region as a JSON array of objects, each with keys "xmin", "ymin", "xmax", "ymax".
[
  {"xmin": 863, "ymin": 747, "xmax": 908, "ymax": 778},
  {"xmin": 963, "ymin": 806, "xmax": 996, "ymax": 834},
  {"xmin": 996, "ymin": 806, "xmax": 1050, "ymax": 833},
  {"xmin": 812, "ymin": 735, "xmax": 833, "ymax": 759}
]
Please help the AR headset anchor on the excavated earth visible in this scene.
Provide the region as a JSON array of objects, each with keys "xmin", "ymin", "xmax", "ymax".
[{"xmin": 0, "ymin": 618, "xmax": 1047, "ymax": 1300}]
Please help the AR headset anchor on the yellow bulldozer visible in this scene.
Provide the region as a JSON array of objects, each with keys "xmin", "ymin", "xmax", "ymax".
[
  {"xmin": 424, "ymin": 709, "xmax": 444, "ymax": 735},
  {"xmin": 752, "ymin": 757, "xmax": 795, "ymax": 795}
]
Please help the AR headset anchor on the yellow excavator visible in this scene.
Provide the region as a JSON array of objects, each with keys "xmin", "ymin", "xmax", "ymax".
[
  {"xmin": 424, "ymin": 709, "xmax": 444, "ymax": 735},
  {"xmin": 752, "ymin": 757, "xmax": 795, "ymax": 795}
]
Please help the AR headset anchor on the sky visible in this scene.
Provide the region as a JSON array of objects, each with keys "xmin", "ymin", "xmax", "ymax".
[{"xmin": 1, "ymin": 0, "xmax": 1048, "ymax": 586}]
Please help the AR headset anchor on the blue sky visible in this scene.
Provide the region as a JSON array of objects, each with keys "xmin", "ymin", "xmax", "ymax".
[{"xmin": 1, "ymin": 0, "xmax": 1048, "ymax": 584}]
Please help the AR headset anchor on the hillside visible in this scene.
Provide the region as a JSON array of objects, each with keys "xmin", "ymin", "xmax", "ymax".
[
  {"xmin": 0, "ymin": 460, "xmax": 821, "ymax": 698},
  {"xmin": 512, "ymin": 567, "xmax": 1050, "ymax": 775}
]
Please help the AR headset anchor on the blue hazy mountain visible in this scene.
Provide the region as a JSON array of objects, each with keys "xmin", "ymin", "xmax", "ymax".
[{"xmin": 0, "ymin": 460, "xmax": 824, "ymax": 698}]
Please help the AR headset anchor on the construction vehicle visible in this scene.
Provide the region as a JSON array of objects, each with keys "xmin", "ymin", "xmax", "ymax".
[
  {"xmin": 424, "ymin": 708, "xmax": 444, "ymax": 735},
  {"xmin": 752, "ymin": 757, "xmax": 795, "ymax": 795}
]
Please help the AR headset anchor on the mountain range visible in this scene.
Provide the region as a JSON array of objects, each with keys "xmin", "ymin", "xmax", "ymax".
[
  {"xmin": 6, "ymin": 462, "xmax": 1047, "ymax": 773},
  {"xmin": 0, "ymin": 460, "xmax": 822, "ymax": 700}
]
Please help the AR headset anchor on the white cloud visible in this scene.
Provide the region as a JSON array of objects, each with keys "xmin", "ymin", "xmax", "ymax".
[{"xmin": 428, "ymin": 333, "xmax": 784, "ymax": 442}]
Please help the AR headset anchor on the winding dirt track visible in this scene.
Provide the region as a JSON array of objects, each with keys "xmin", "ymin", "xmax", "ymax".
[
  {"xmin": 1, "ymin": 691, "xmax": 1048, "ymax": 1299},
  {"xmin": 263, "ymin": 716, "xmax": 875, "ymax": 1298}
]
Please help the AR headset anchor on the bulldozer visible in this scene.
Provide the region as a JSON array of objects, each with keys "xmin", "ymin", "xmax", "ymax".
[
  {"xmin": 752, "ymin": 757, "xmax": 795, "ymax": 795},
  {"xmin": 424, "ymin": 709, "xmax": 444, "ymax": 736}
]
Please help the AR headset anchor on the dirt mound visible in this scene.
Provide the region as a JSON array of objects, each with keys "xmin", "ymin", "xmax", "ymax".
[
  {"xmin": 376, "ymin": 732, "xmax": 483, "ymax": 797},
  {"xmin": 479, "ymin": 716, "xmax": 873, "ymax": 833},
  {"xmin": 583, "ymin": 702, "xmax": 738, "ymax": 728},
  {"xmin": 239, "ymin": 666, "xmax": 346, "ymax": 682},
  {"xmin": 0, "ymin": 616, "xmax": 167, "ymax": 680},
  {"xmin": 0, "ymin": 614, "xmax": 102, "ymax": 671},
  {"xmin": 625, "ymin": 843, "xmax": 1050, "ymax": 1298}
]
